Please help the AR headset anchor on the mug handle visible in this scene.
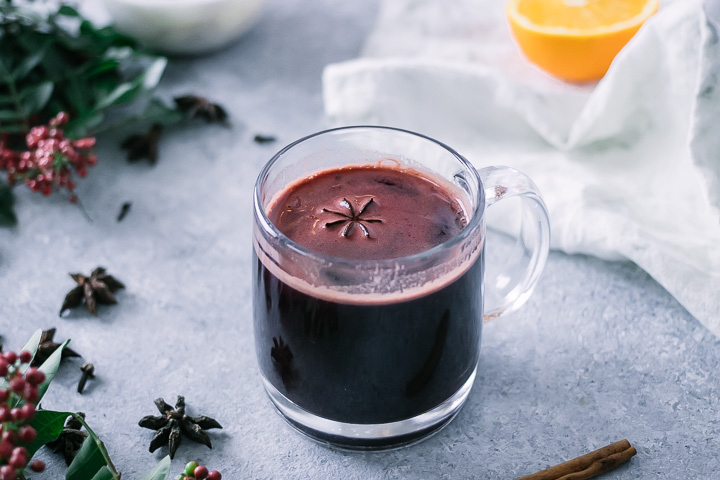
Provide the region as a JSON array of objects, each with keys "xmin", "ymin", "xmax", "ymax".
[{"xmin": 478, "ymin": 166, "xmax": 551, "ymax": 321}]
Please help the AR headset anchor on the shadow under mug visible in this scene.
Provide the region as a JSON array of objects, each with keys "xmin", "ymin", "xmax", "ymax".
[{"xmin": 252, "ymin": 126, "xmax": 550, "ymax": 450}]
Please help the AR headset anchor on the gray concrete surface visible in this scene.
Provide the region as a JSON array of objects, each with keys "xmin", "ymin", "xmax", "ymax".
[{"xmin": 1, "ymin": 0, "xmax": 719, "ymax": 478}]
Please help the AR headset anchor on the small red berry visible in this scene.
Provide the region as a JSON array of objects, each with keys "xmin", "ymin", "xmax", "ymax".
[
  {"xmin": 0, "ymin": 440, "xmax": 13, "ymax": 459},
  {"xmin": 0, "ymin": 360, "xmax": 8, "ymax": 376},
  {"xmin": 0, "ymin": 390, "xmax": 7, "ymax": 402},
  {"xmin": 23, "ymin": 384, "xmax": 39, "ymax": 403},
  {"xmin": 2, "ymin": 352, "xmax": 17, "ymax": 365},
  {"xmin": 18, "ymin": 426, "xmax": 36, "ymax": 443},
  {"xmin": 10, "ymin": 408, "xmax": 25, "ymax": 422},
  {"xmin": 194, "ymin": 466, "xmax": 209, "ymax": 479},
  {"xmin": 17, "ymin": 351, "xmax": 32, "ymax": 364},
  {"xmin": 9, "ymin": 452, "xmax": 27, "ymax": 469},
  {"xmin": 30, "ymin": 460, "xmax": 45, "ymax": 473},
  {"xmin": 0, "ymin": 465, "xmax": 17, "ymax": 480},
  {"xmin": 20, "ymin": 404, "xmax": 36, "ymax": 420},
  {"xmin": 207, "ymin": 471, "xmax": 222, "ymax": 480},
  {"xmin": 9, "ymin": 377, "xmax": 25, "ymax": 394},
  {"xmin": 25, "ymin": 368, "xmax": 45, "ymax": 386}
]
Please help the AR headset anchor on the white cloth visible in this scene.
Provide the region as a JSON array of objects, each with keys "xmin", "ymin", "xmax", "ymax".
[{"xmin": 323, "ymin": 0, "xmax": 720, "ymax": 336}]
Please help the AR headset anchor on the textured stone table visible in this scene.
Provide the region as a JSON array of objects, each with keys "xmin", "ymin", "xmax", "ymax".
[{"xmin": 1, "ymin": 0, "xmax": 719, "ymax": 478}]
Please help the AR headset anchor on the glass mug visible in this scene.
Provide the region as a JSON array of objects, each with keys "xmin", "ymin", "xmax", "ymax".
[{"xmin": 252, "ymin": 126, "xmax": 550, "ymax": 449}]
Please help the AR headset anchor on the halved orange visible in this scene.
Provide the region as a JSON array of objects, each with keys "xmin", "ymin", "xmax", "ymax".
[{"xmin": 507, "ymin": 0, "xmax": 660, "ymax": 82}]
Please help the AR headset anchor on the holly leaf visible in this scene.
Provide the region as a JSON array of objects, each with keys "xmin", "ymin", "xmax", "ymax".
[
  {"xmin": 0, "ymin": 183, "xmax": 18, "ymax": 227},
  {"xmin": 66, "ymin": 436, "xmax": 110, "ymax": 480},
  {"xmin": 138, "ymin": 456, "xmax": 171, "ymax": 480},
  {"xmin": 26, "ymin": 410, "xmax": 73, "ymax": 458}
]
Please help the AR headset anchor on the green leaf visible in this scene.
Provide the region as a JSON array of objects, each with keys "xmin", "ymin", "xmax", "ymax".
[
  {"xmin": 67, "ymin": 436, "xmax": 110, "ymax": 480},
  {"xmin": 94, "ymin": 57, "xmax": 167, "ymax": 110},
  {"xmin": 90, "ymin": 467, "xmax": 115, "ymax": 480},
  {"xmin": 58, "ymin": 5, "xmax": 81, "ymax": 17},
  {"xmin": 20, "ymin": 80, "xmax": 53, "ymax": 116},
  {"xmin": 0, "ymin": 183, "xmax": 18, "ymax": 227},
  {"xmin": 37, "ymin": 339, "xmax": 70, "ymax": 403},
  {"xmin": 139, "ymin": 456, "xmax": 171, "ymax": 480},
  {"xmin": 26, "ymin": 410, "xmax": 73, "ymax": 457},
  {"xmin": 12, "ymin": 40, "xmax": 50, "ymax": 80},
  {"xmin": 0, "ymin": 110, "xmax": 24, "ymax": 120}
]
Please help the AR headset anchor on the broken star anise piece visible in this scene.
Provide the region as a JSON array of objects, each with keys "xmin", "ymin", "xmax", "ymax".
[
  {"xmin": 60, "ymin": 267, "xmax": 125, "ymax": 316},
  {"xmin": 45, "ymin": 413, "xmax": 88, "ymax": 466},
  {"xmin": 139, "ymin": 395, "xmax": 222, "ymax": 459},
  {"xmin": 174, "ymin": 96, "xmax": 228, "ymax": 124},
  {"xmin": 31, "ymin": 328, "xmax": 81, "ymax": 367},
  {"xmin": 121, "ymin": 124, "xmax": 163, "ymax": 164}
]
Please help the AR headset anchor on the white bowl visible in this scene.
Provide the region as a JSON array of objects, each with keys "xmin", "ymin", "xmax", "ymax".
[{"xmin": 100, "ymin": 0, "xmax": 265, "ymax": 55}]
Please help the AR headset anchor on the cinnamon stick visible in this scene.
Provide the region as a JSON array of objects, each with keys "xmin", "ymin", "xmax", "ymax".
[{"xmin": 516, "ymin": 439, "xmax": 637, "ymax": 480}]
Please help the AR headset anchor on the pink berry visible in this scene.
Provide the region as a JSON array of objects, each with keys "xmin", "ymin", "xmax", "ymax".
[
  {"xmin": 0, "ymin": 465, "xmax": 16, "ymax": 480},
  {"xmin": 9, "ymin": 377, "xmax": 25, "ymax": 394},
  {"xmin": 0, "ymin": 440, "xmax": 13, "ymax": 459},
  {"xmin": 23, "ymin": 384, "xmax": 39, "ymax": 403},
  {"xmin": 18, "ymin": 426, "xmax": 36, "ymax": 443},
  {"xmin": 20, "ymin": 404, "xmax": 35, "ymax": 420},
  {"xmin": 30, "ymin": 460, "xmax": 45, "ymax": 473},
  {"xmin": 17, "ymin": 351, "xmax": 32, "ymax": 364},
  {"xmin": 207, "ymin": 471, "xmax": 222, "ymax": 480},
  {"xmin": 2, "ymin": 352, "xmax": 17, "ymax": 365},
  {"xmin": 194, "ymin": 466, "xmax": 209, "ymax": 479},
  {"xmin": 25, "ymin": 368, "xmax": 45, "ymax": 386}
]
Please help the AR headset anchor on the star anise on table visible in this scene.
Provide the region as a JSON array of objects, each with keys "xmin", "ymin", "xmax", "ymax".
[
  {"xmin": 322, "ymin": 197, "xmax": 383, "ymax": 238},
  {"xmin": 60, "ymin": 267, "xmax": 125, "ymax": 316},
  {"xmin": 174, "ymin": 96, "xmax": 228, "ymax": 124},
  {"xmin": 31, "ymin": 328, "xmax": 81, "ymax": 367},
  {"xmin": 45, "ymin": 413, "xmax": 88, "ymax": 466},
  {"xmin": 139, "ymin": 396, "xmax": 222, "ymax": 459},
  {"xmin": 121, "ymin": 124, "xmax": 163, "ymax": 164}
]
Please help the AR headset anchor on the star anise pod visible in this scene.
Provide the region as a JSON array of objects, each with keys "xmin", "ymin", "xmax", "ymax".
[
  {"xmin": 121, "ymin": 124, "xmax": 163, "ymax": 164},
  {"xmin": 60, "ymin": 267, "xmax": 125, "ymax": 316},
  {"xmin": 45, "ymin": 413, "xmax": 88, "ymax": 466},
  {"xmin": 139, "ymin": 396, "xmax": 222, "ymax": 459},
  {"xmin": 322, "ymin": 197, "xmax": 383, "ymax": 238},
  {"xmin": 31, "ymin": 328, "xmax": 81, "ymax": 367},
  {"xmin": 174, "ymin": 96, "xmax": 228, "ymax": 124}
]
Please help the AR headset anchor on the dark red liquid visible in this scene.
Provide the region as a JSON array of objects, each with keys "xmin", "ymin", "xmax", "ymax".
[
  {"xmin": 269, "ymin": 165, "xmax": 467, "ymax": 259},
  {"xmin": 254, "ymin": 165, "xmax": 483, "ymax": 430}
]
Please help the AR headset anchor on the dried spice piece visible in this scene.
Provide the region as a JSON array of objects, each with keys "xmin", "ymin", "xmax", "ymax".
[
  {"xmin": 121, "ymin": 124, "xmax": 163, "ymax": 164},
  {"xmin": 31, "ymin": 328, "xmax": 81, "ymax": 367},
  {"xmin": 117, "ymin": 202, "xmax": 132, "ymax": 222},
  {"xmin": 60, "ymin": 267, "xmax": 125, "ymax": 316},
  {"xmin": 139, "ymin": 395, "xmax": 222, "ymax": 459},
  {"xmin": 322, "ymin": 197, "xmax": 383, "ymax": 238},
  {"xmin": 253, "ymin": 134, "xmax": 277, "ymax": 144},
  {"xmin": 46, "ymin": 412, "xmax": 88, "ymax": 466},
  {"xmin": 174, "ymin": 96, "xmax": 228, "ymax": 124},
  {"xmin": 516, "ymin": 439, "xmax": 637, "ymax": 480},
  {"xmin": 77, "ymin": 362, "xmax": 95, "ymax": 394}
]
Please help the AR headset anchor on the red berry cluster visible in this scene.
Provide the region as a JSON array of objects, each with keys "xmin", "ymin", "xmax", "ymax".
[
  {"xmin": 0, "ymin": 112, "xmax": 97, "ymax": 202},
  {"xmin": 177, "ymin": 461, "xmax": 222, "ymax": 480},
  {"xmin": 0, "ymin": 350, "xmax": 46, "ymax": 480}
]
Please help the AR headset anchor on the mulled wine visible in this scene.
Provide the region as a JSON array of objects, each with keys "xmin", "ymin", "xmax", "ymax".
[{"xmin": 253, "ymin": 165, "xmax": 484, "ymax": 437}]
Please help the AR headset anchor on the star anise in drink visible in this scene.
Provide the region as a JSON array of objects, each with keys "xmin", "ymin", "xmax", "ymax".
[
  {"xmin": 139, "ymin": 396, "xmax": 222, "ymax": 459},
  {"xmin": 45, "ymin": 413, "xmax": 88, "ymax": 465},
  {"xmin": 60, "ymin": 267, "xmax": 125, "ymax": 316},
  {"xmin": 322, "ymin": 197, "xmax": 383, "ymax": 238}
]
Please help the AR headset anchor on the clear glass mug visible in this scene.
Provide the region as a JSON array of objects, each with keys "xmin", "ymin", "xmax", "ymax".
[{"xmin": 252, "ymin": 126, "xmax": 550, "ymax": 449}]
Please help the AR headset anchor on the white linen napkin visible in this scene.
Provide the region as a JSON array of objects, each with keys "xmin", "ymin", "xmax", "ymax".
[{"xmin": 323, "ymin": 0, "xmax": 720, "ymax": 336}]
